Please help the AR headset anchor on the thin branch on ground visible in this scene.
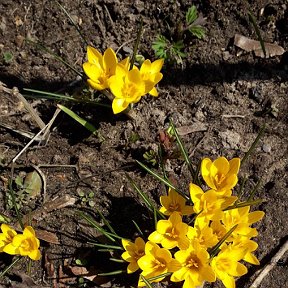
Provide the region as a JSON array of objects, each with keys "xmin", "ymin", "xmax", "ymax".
[{"xmin": 250, "ymin": 239, "xmax": 288, "ymax": 288}]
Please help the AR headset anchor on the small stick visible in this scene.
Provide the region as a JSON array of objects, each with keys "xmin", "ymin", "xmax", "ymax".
[
  {"xmin": 0, "ymin": 82, "xmax": 46, "ymax": 129},
  {"xmin": 250, "ymin": 239, "xmax": 288, "ymax": 288},
  {"xmin": 222, "ymin": 114, "xmax": 246, "ymax": 119}
]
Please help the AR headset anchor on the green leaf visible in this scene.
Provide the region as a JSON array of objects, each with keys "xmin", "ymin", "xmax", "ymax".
[
  {"xmin": 3, "ymin": 51, "xmax": 13, "ymax": 63},
  {"xmin": 24, "ymin": 171, "xmax": 42, "ymax": 198},
  {"xmin": 189, "ymin": 26, "xmax": 206, "ymax": 39},
  {"xmin": 15, "ymin": 176, "xmax": 23, "ymax": 188},
  {"xmin": 186, "ymin": 5, "xmax": 198, "ymax": 25},
  {"xmin": 57, "ymin": 104, "xmax": 98, "ymax": 136}
]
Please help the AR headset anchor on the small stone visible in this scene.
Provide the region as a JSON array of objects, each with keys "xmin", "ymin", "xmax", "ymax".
[{"xmin": 262, "ymin": 143, "xmax": 271, "ymax": 153}]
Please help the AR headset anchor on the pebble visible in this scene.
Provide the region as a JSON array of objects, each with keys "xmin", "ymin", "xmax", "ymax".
[{"xmin": 262, "ymin": 143, "xmax": 271, "ymax": 153}]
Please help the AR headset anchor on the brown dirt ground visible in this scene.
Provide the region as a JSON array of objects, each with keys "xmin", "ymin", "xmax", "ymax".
[{"xmin": 0, "ymin": 0, "xmax": 288, "ymax": 287}]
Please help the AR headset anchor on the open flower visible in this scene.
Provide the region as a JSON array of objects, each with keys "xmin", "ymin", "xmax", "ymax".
[
  {"xmin": 201, "ymin": 157, "xmax": 240, "ymax": 195},
  {"xmin": 221, "ymin": 207, "xmax": 265, "ymax": 241},
  {"xmin": 109, "ymin": 65, "xmax": 146, "ymax": 114},
  {"xmin": 121, "ymin": 237, "xmax": 145, "ymax": 273},
  {"xmin": 190, "ymin": 184, "xmax": 237, "ymax": 222},
  {"xmin": 171, "ymin": 240, "xmax": 216, "ymax": 288},
  {"xmin": 160, "ymin": 188, "xmax": 194, "ymax": 216},
  {"xmin": 211, "ymin": 243, "xmax": 248, "ymax": 288},
  {"xmin": 0, "ymin": 224, "xmax": 17, "ymax": 252},
  {"xmin": 187, "ymin": 218, "xmax": 218, "ymax": 249},
  {"xmin": 138, "ymin": 241, "xmax": 180, "ymax": 286},
  {"xmin": 140, "ymin": 59, "xmax": 164, "ymax": 96},
  {"xmin": 148, "ymin": 212, "xmax": 190, "ymax": 250},
  {"xmin": 83, "ymin": 46, "xmax": 118, "ymax": 90},
  {"xmin": 4, "ymin": 226, "xmax": 41, "ymax": 260}
]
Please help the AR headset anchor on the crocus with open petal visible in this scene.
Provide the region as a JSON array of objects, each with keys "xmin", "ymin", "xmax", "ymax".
[
  {"xmin": 109, "ymin": 65, "xmax": 146, "ymax": 113},
  {"xmin": 211, "ymin": 243, "xmax": 248, "ymax": 288},
  {"xmin": 140, "ymin": 59, "xmax": 164, "ymax": 96},
  {"xmin": 190, "ymin": 183, "xmax": 237, "ymax": 222},
  {"xmin": 137, "ymin": 241, "xmax": 180, "ymax": 287},
  {"xmin": 4, "ymin": 226, "xmax": 41, "ymax": 260},
  {"xmin": 201, "ymin": 157, "xmax": 241, "ymax": 195},
  {"xmin": 121, "ymin": 237, "xmax": 145, "ymax": 273},
  {"xmin": 83, "ymin": 46, "xmax": 118, "ymax": 90},
  {"xmin": 171, "ymin": 240, "xmax": 216, "ymax": 288},
  {"xmin": 0, "ymin": 224, "xmax": 17, "ymax": 252},
  {"xmin": 160, "ymin": 188, "xmax": 194, "ymax": 216},
  {"xmin": 148, "ymin": 211, "xmax": 190, "ymax": 250}
]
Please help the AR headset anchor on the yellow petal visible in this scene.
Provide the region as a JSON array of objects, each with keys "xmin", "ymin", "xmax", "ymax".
[
  {"xmin": 103, "ymin": 48, "xmax": 117, "ymax": 75},
  {"xmin": 148, "ymin": 87, "xmax": 158, "ymax": 96},
  {"xmin": 23, "ymin": 226, "xmax": 36, "ymax": 238},
  {"xmin": 189, "ymin": 183, "xmax": 204, "ymax": 204},
  {"xmin": 222, "ymin": 275, "xmax": 235, "ymax": 288},
  {"xmin": 151, "ymin": 59, "xmax": 164, "ymax": 73},
  {"xmin": 228, "ymin": 158, "xmax": 240, "ymax": 175},
  {"xmin": 157, "ymin": 220, "xmax": 171, "ymax": 234},
  {"xmin": 243, "ymin": 252, "xmax": 260, "ymax": 265},
  {"xmin": 3, "ymin": 243, "xmax": 18, "ymax": 255},
  {"xmin": 148, "ymin": 231, "xmax": 163, "ymax": 243},
  {"xmin": 83, "ymin": 62, "xmax": 102, "ymax": 83},
  {"xmin": 248, "ymin": 211, "xmax": 265, "ymax": 224},
  {"xmin": 29, "ymin": 249, "xmax": 41, "ymax": 261},
  {"xmin": 127, "ymin": 261, "xmax": 139, "ymax": 273},
  {"xmin": 212, "ymin": 157, "xmax": 230, "ymax": 176},
  {"xmin": 87, "ymin": 46, "xmax": 102, "ymax": 64},
  {"xmin": 112, "ymin": 98, "xmax": 128, "ymax": 114}
]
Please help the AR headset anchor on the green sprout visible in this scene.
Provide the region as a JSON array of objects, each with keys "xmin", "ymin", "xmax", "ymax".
[
  {"xmin": 77, "ymin": 190, "xmax": 95, "ymax": 207},
  {"xmin": 143, "ymin": 149, "xmax": 158, "ymax": 166},
  {"xmin": 3, "ymin": 51, "xmax": 13, "ymax": 63},
  {"xmin": 152, "ymin": 5, "xmax": 206, "ymax": 64}
]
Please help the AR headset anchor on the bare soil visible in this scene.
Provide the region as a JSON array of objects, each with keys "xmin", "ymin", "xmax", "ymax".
[{"xmin": 0, "ymin": 0, "xmax": 287, "ymax": 287}]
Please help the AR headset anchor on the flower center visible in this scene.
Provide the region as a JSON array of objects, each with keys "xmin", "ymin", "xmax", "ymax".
[
  {"xmin": 169, "ymin": 203, "xmax": 180, "ymax": 212},
  {"xmin": 165, "ymin": 227, "xmax": 178, "ymax": 239},
  {"xmin": 215, "ymin": 173, "xmax": 225, "ymax": 185},
  {"xmin": 20, "ymin": 238, "xmax": 33, "ymax": 252},
  {"xmin": 154, "ymin": 258, "xmax": 166, "ymax": 269},
  {"xmin": 186, "ymin": 256, "xmax": 200, "ymax": 270}
]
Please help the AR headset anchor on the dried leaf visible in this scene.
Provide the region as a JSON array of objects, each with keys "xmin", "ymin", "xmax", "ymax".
[
  {"xmin": 36, "ymin": 229, "xmax": 60, "ymax": 244},
  {"xmin": 234, "ymin": 33, "xmax": 285, "ymax": 58},
  {"xmin": 24, "ymin": 171, "xmax": 42, "ymax": 198},
  {"xmin": 177, "ymin": 123, "xmax": 207, "ymax": 136}
]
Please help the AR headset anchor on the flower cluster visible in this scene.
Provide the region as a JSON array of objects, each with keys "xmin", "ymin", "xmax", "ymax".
[
  {"xmin": 121, "ymin": 157, "xmax": 265, "ymax": 288},
  {"xmin": 83, "ymin": 46, "xmax": 164, "ymax": 114},
  {"xmin": 0, "ymin": 224, "xmax": 41, "ymax": 261}
]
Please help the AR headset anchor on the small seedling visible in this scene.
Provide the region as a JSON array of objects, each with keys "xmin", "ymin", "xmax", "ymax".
[
  {"xmin": 3, "ymin": 51, "xmax": 13, "ymax": 63},
  {"xmin": 77, "ymin": 190, "xmax": 95, "ymax": 207},
  {"xmin": 152, "ymin": 5, "xmax": 206, "ymax": 64},
  {"xmin": 143, "ymin": 150, "xmax": 158, "ymax": 166}
]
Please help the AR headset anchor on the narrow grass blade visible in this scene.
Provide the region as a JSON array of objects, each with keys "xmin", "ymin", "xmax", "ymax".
[
  {"xmin": 78, "ymin": 212, "xmax": 116, "ymax": 242},
  {"xmin": 209, "ymin": 225, "xmax": 238, "ymax": 257},
  {"xmin": 130, "ymin": 18, "xmax": 143, "ymax": 70},
  {"xmin": 126, "ymin": 173, "xmax": 154, "ymax": 212},
  {"xmin": 0, "ymin": 256, "xmax": 21, "ymax": 278},
  {"xmin": 24, "ymin": 88, "xmax": 110, "ymax": 108},
  {"xmin": 132, "ymin": 220, "xmax": 144, "ymax": 236},
  {"xmin": 56, "ymin": 1, "xmax": 89, "ymax": 46},
  {"xmin": 147, "ymin": 272, "xmax": 171, "ymax": 281},
  {"xmin": 25, "ymin": 39, "xmax": 82, "ymax": 77},
  {"xmin": 109, "ymin": 258, "xmax": 125, "ymax": 263},
  {"xmin": 236, "ymin": 176, "xmax": 248, "ymax": 201},
  {"xmin": 169, "ymin": 120, "xmax": 196, "ymax": 179},
  {"xmin": 136, "ymin": 160, "xmax": 189, "ymax": 200},
  {"xmin": 224, "ymin": 199, "xmax": 263, "ymax": 211},
  {"xmin": 241, "ymin": 124, "xmax": 265, "ymax": 166},
  {"xmin": 154, "ymin": 208, "xmax": 158, "ymax": 229},
  {"xmin": 98, "ymin": 270, "xmax": 124, "ymax": 276},
  {"xmin": 248, "ymin": 11, "xmax": 266, "ymax": 58},
  {"xmin": 96, "ymin": 208, "xmax": 117, "ymax": 235},
  {"xmin": 90, "ymin": 243, "xmax": 123, "ymax": 250},
  {"xmin": 140, "ymin": 275, "xmax": 153, "ymax": 288},
  {"xmin": 57, "ymin": 104, "xmax": 98, "ymax": 135},
  {"xmin": 247, "ymin": 178, "xmax": 262, "ymax": 201}
]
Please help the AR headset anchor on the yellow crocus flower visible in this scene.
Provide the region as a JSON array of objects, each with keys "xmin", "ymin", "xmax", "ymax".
[
  {"xmin": 148, "ymin": 211, "xmax": 190, "ymax": 250},
  {"xmin": 4, "ymin": 226, "xmax": 41, "ymax": 260},
  {"xmin": 171, "ymin": 240, "xmax": 216, "ymax": 288},
  {"xmin": 83, "ymin": 46, "xmax": 118, "ymax": 90},
  {"xmin": 160, "ymin": 188, "xmax": 194, "ymax": 216},
  {"xmin": 109, "ymin": 65, "xmax": 146, "ymax": 114},
  {"xmin": 137, "ymin": 241, "xmax": 180, "ymax": 287},
  {"xmin": 0, "ymin": 224, "xmax": 17, "ymax": 252},
  {"xmin": 201, "ymin": 157, "xmax": 240, "ymax": 195},
  {"xmin": 121, "ymin": 237, "xmax": 145, "ymax": 273}
]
